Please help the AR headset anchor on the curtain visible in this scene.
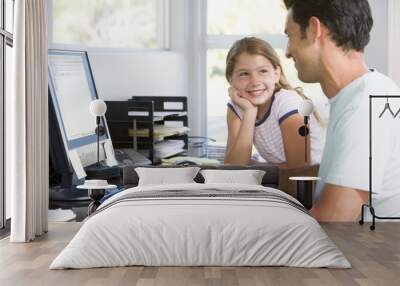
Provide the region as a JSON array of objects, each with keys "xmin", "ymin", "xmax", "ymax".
[{"xmin": 9, "ymin": 0, "xmax": 48, "ymax": 242}]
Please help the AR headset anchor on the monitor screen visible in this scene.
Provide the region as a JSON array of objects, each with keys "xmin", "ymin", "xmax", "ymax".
[{"xmin": 48, "ymin": 50, "xmax": 110, "ymax": 171}]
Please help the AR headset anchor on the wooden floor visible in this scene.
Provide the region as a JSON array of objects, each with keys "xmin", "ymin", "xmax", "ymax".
[{"xmin": 0, "ymin": 222, "xmax": 399, "ymax": 286}]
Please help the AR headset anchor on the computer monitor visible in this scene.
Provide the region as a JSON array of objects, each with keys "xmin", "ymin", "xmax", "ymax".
[{"xmin": 48, "ymin": 49, "xmax": 116, "ymax": 200}]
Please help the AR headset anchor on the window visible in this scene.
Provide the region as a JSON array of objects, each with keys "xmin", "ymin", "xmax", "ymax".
[
  {"xmin": 205, "ymin": 0, "xmax": 327, "ymax": 145},
  {"xmin": 207, "ymin": 0, "xmax": 286, "ymax": 35},
  {"xmin": 50, "ymin": 0, "xmax": 169, "ymax": 49},
  {"xmin": 1, "ymin": 0, "xmax": 14, "ymax": 229}
]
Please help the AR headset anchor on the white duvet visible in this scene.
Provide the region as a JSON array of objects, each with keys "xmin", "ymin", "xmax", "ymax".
[{"xmin": 50, "ymin": 183, "xmax": 351, "ymax": 269}]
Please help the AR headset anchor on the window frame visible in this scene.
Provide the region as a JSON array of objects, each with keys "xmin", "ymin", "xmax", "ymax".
[
  {"xmin": 1, "ymin": 0, "xmax": 14, "ymax": 230},
  {"xmin": 47, "ymin": 0, "xmax": 170, "ymax": 50}
]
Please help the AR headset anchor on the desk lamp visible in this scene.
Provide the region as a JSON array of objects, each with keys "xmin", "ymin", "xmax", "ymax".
[
  {"xmin": 298, "ymin": 100, "xmax": 314, "ymax": 162},
  {"xmin": 89, "ymin": 99, "xmax": 107, "ymax": 166}
]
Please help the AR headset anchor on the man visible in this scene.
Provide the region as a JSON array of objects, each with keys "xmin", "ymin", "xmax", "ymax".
[{"xmin": 284, "ymin": 0, "xmax": 400, "ymax": 221}]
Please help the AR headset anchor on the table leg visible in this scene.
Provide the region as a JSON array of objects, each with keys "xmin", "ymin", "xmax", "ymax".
[{"xmin": 87, "ymin": 189, "xmax": 105, "ymax": 215}]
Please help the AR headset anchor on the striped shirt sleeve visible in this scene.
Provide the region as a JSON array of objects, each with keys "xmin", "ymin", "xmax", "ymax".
[
  {"xmin": 274, "ymin": 90, "xmax": 301, "ymax": 124},
  {"xmin": 227, "ymin": 101, "xmax": 243, "ymax": 119}
]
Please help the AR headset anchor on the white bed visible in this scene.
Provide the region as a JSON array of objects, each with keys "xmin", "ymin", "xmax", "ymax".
[{"xmin": 50, "ymin": 183, "xmax": 350, "ymax": 269}]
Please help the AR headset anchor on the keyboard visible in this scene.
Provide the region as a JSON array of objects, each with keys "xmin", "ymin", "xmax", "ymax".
[
  {"xmin": 114, "ymin": 148, "xmax": 152, "ymax": 166},
  {"xmin": 205, "ymin": 144, "xmax": 225, "ymax": 163}
]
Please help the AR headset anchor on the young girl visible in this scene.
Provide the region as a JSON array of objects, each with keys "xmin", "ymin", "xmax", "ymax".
[{"xmin": 224, "ymin": 37, "xmax": 324, "ymax": 168}]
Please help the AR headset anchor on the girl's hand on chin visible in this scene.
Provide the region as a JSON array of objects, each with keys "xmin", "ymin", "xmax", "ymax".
[{"xmin": 228, "ymin": 87, "xmax": 257, "ymax": 113}]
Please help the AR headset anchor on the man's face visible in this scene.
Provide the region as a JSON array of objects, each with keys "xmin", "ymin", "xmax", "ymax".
[{"xmin": 285, "ymin": 10, "xmax": 320, "ymax": 83}]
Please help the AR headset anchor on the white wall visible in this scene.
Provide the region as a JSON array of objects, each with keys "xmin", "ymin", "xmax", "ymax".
[
  {"xmin": 88, "ymin": 50, "xmax": 184, "ymax": 100},
  {"xmin": 365, "ymin": 0, "xmax": 388, "ymax": 75},
  {"xmin": 364, "ymin": 0, "xmax": 400, "ymax": 84},
  {"xmin": 387, "ymin": 0, "xmax": 400, "ymax": 85}
]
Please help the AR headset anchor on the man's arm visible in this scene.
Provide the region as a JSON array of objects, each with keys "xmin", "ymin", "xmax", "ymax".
[{"xmin": 310, "ymin": 184, "xmax": 369, "ymax": 222}]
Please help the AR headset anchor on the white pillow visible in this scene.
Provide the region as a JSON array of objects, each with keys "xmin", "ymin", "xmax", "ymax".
[
  {"xmin": 200, "ymin": 169, "xmax": 266, "ymax": 185},
  {"xmin": 135, "ymin": 167, "xmax": 200, "ymax": 186}
]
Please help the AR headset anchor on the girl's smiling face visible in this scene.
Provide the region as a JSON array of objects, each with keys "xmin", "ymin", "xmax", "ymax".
[{"xmin": 230, "ymin": 52, "xmax": 280, "ymax": 106}]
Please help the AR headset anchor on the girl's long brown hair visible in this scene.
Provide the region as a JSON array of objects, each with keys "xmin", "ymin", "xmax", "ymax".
[{"xmin": 226, "ymin": 37, "xmax": 322, "ymax": 123}]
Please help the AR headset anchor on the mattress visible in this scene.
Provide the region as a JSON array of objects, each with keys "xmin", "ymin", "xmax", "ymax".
[{"xmin": 50, "ymin": 183, "xmax": 350, "ymax": 269}]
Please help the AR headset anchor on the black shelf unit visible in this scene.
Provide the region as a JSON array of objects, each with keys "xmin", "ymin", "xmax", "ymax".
[{"xmin": 106, "ymin": 96, "xmax": 189, "ymax": 164}]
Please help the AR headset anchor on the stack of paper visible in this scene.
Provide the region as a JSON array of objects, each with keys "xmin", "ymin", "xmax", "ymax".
[
  {"xmin": 129, "ymin": 125, "xmax": 190, "ymax": 141},
  {"xmin": 154, "ymin": 140, "xmax": 185, "ymax": 159},
  {"xmin": 128, "ymin": 111, "xmax": 187, "ymax": 121},
  {"xmin": 162, "ymin": 156, "xmax": 221, "ymax": 166}
]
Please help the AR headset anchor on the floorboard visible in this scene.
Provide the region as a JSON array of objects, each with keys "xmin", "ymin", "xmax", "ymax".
[{"xmin": 0, "ymin": 222, "xmax": 399, "ymax": 286}]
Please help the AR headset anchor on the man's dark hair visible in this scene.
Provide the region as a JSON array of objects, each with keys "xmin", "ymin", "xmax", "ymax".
[{"xmin": 284, "ymin": 0, "xmax": 373, "ymax": 52}]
